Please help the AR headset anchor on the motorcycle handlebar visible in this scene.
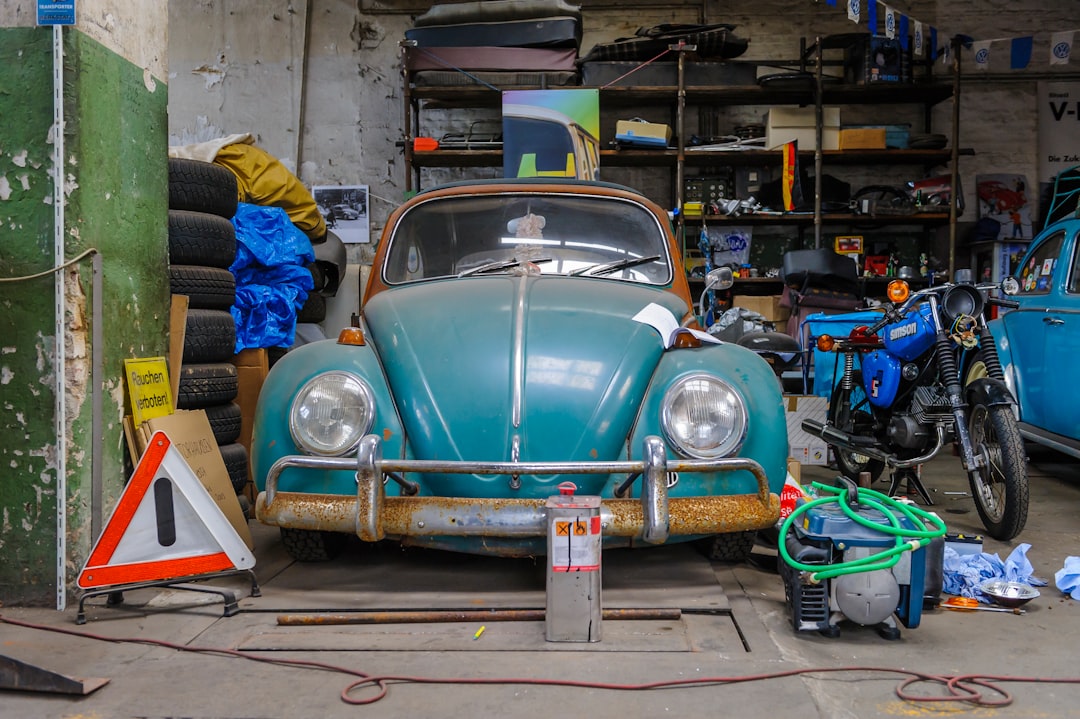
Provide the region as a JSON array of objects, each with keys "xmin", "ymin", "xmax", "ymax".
[{"xmin": 989, "ymin": 297, "xmax": 1020, "ymax": 309}]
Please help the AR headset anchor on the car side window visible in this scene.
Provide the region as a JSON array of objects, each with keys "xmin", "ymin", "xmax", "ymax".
[
  {"xmin": 1068, "ymin": 233, "xmax": 1080, "ymax": 295},
  {"xmin": 1017, "ymin": 231, "xmax": 1064, "ymax": 294}
]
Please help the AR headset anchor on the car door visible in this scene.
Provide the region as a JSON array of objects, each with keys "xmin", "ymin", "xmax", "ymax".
[
  {"xmin": 1000, "ymin": 228, "xmax": 1076, "ymax": 434},
  {"xmin": 1041, "ymin": 230, "xmax": 1080, "ymax": 438}
]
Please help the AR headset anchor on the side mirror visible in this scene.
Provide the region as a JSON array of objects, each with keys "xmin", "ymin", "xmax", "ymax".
[{"xmin": 705, "ymin": 266, "xmax": 734, "ymax": 291}]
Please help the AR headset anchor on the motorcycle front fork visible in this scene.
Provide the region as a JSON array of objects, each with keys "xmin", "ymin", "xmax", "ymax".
[{"xmin": 934, "ymin": 331, "xmax": 985, "ymax": 473}]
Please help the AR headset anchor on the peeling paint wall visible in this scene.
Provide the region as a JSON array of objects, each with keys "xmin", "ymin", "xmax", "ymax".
[{"xmin": 0, "ymin": 1, "xmax": 169, "ymax": 606}]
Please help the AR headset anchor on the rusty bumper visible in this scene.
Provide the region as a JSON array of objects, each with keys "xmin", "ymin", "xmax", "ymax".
[{"xmin": 256, "ymin": 435, "xmax": 780, "ymax": 545}]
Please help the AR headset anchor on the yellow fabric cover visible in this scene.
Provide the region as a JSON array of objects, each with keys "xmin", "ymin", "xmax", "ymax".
[{"xmin": 213, "ymin": 142, "xmax": 326, "ymax": 241}]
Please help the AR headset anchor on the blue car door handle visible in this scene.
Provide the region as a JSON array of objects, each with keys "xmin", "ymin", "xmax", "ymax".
[{"xmin": 1043, "ymin": 316, "xmax": 1065, "ymax": 325}]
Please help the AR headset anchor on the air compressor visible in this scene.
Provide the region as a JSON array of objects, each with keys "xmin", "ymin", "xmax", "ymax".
[{"xmin": 778, "ymin": 478, "xmax": 947, "ymax": 639}]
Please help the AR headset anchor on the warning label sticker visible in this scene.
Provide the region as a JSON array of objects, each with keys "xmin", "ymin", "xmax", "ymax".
[{"xmin": 550, "ymin": 515, "xmax": 600, "ymax": 572}]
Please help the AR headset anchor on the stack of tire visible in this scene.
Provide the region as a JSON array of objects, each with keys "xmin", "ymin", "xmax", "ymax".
[{"xmin": 167, "ymin": 158, "xmax": 250, "ymax": 509}]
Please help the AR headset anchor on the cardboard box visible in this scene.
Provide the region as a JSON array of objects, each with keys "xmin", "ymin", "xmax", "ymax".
[
  {"xmin": 136, "ymin": 410, "xmax": 254, "ymax": 549},
  {"xmin": 785, "ymin": 394, "xmax": 829, "ymax": 465},
  {"xmin": 232, "ymin": 349, "xmax": 270, "ymax": 499},
  {"xmin": 765, "ymin": 106, "xmax": 840, "ymax": 151},
  {"xmin": 733, "ymin": 294, "xmax": 790, "ymax": 323},
  {"xmin": 839, "ymin": 127, "xmax": 887, "ymax": 150},
  {"xmin": 615, "ymin": 119, "xmax": 672, "ymax": 148}
]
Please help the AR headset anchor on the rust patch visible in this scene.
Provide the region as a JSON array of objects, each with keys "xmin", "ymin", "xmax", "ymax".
[
  {"xmin": 382, "ymin": 428, "xmax": 393, "ymax": 441},
  {"xmin": 590, "ymin": 448, "xmax": 598, "ymax": 459}
]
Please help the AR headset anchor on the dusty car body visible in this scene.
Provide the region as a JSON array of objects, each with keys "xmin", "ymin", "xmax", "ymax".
[
  {"xmin": 252, "ymin": 180, "xmax": 786, "ymax": 561},
  {"xmin": 989, "ymin": 217, "xmax": 1080, "ymax": 458}
]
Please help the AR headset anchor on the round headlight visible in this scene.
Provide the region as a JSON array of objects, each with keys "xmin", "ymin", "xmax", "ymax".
[
  {"xmin": 660, "ymin": 374, "xmax": 747, "ymax": 459},
  {"xmin": 289, "ymin": 372, "xmax": 375, "ymax": 456}
]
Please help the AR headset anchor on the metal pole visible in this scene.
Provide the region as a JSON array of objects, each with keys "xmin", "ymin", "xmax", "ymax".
[
  {"xmin": 814, "ymin": 36, "xmax": 823, "ymax": 249},
  {"xmin": 52, "ymin": 22, "xmax": 67, "ymax": 612},
  {"xmin": 948, "ymin": 37, "xmax": 962, "ymax": 280},
  {"xmin": 91, "ymin": 252, "xmax": 103, "ymax": 542}
]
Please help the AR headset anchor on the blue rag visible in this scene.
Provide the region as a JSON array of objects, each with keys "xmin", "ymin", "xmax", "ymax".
[
  {"xmin": 1055, "ymin": 556, "xmax": 1080, "ymax": 599},
  {"xmin": 942, "ymin": 542, "xmax": 1046, "ymax": 603}
]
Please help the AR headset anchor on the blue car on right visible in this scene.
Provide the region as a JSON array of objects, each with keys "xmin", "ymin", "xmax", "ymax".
[{"xmin": 989, "ymin": 218, "xmax": 1080, "ymax": 458}]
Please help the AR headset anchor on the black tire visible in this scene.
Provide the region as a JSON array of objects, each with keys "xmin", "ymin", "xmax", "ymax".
[
  {"xmin": 168, "ymin": 158, "xmax": 238, "ymax": 218},
  {"xmin": 218, "ymin": 442, "xmax": 249, "ymax": 494},
  {"xmin": 968, "ymin": 405, "xmax": 1029, "ymax": 540},
  {"xmin": 828, "ymin": 383, "xmax": 886, "ymax": 484},
  {"xmin": 205, "ymin": 401, "xmax": 243, "ymax": 445},
  {"xmin": 170, "ymin": 265, "xmax": 236, "ymax": 310},
  {"xmin": 168, "ymin": 210, "xmax": 236, "ymax": 268},
  {"xmin": 183, "ymin": 309, "xmax": 236, "ymax": 364},
  {"xmin": 296, "ymin": 291, "xmax": 326, "ymax": 324},
  {"xmin": 698, "ymin": 531, "xmax": 756, "ymax": 563},
  {"xmin": 176, "ymin": 362, "xmax": 238, "ymax": 408},
  {"xmin": 307, "ymin": 262, "xmax": 328, "ymax": 293},
  {"xmin": 280, "ymin": 527, "xmax": 346, "ymax": 562}
]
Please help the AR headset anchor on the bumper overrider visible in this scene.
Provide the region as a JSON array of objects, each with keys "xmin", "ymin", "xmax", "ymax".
[{"xmin": 256, "ymin": 435, "xmax": 780, "ymax": 544}]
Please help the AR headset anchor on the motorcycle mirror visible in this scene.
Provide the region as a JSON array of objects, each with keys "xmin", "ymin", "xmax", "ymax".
[
  {"xmin": 1001, "ymin": 276, "xmax": 1020, "ymax": 295},
  {"xmin": 704, "ymin": 266, "xmax": 734, "ymax": 291}
]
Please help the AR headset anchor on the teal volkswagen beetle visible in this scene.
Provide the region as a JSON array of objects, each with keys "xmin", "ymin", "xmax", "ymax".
[{"xmin": 253, "ymin": 180, "xmax": 786, "ymax": 562}]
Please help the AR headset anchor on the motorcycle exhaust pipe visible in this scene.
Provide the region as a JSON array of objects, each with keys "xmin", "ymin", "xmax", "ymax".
[{"xmin": 801, "ymin": 419, "xmax": 947, "ymax": 469}]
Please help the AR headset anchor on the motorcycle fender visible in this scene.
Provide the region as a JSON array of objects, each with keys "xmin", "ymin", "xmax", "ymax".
[{"xmin": 965, "ymin": 377, "xmax": 1016, "ymax": 409}]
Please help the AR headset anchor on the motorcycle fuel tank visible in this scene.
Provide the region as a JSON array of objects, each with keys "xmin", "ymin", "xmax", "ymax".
[
  {"xmin": 881, "ymin": 303, "xmax": 937, "ymax": 362},
  {"xmin": 861, "ymin": 350, "xmax": 902, "ymax": 407}
]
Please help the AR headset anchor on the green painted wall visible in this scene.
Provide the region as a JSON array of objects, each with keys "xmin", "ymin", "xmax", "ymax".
[{"xmin": 0, "ymin": 27, "xmax": 168, "ymax": 606}]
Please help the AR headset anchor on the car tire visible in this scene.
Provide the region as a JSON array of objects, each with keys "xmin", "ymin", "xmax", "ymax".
[
  {"xmin": 296, "ymin": 291, "xmax": 326, "ymax": 324},
  {"xmin": 170, "ymin": 265, "xmax": 236, "ymax": 310},
  {"xmin": 204, "ymin": 401, "xmax": 243, "ymax": 445},
  {"xmin": 699, "ymin": 531, "xmax": 756, "ymax": 563},
  {"xmin": 176, "ymin": 362, "xmax": 238, "ymax": 408},
  {"xmin": 218, "ymin": 442, "xmax": 249, "ymax": 494},
  {"xmin": 183, "ymin": 309, "xmax": 236, "ymax": 364},
  {"xmin": 168, "ymin": 210, "xmax": 237, "ymax": 269},
  {"xmin": 280, "ymin": 527, "xmax": 346, "ymax": 562},
  {"xmin": 168, "ymin": 158, "xmax": 239, "ymax": 219}
]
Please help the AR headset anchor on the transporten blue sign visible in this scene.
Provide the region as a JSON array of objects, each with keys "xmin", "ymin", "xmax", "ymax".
[{"xmin": 37, "ymin": 1, "xmax": 75, "ymax": 26}]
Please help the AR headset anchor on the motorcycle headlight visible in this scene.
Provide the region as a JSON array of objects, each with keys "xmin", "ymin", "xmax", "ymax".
[
  {"xmin": 289, "ymin": 372, "xmax": 375, "ymax": 456},
  {"xmin": 660, "ymin": 374, "xmax": 747, "ymax": 459}
]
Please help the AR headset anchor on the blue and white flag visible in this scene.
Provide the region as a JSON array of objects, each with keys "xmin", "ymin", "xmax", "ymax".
[
  {"xmin": 884, "ymin": 5, "xmax": 896, "ymax": 39},
  {"xmin": 868, "ymin": 0, "xmax": 877, "ymax": 34},
  {"xmin": 1010, "ymin": 36, "xmax": 1033, "ymax": 70},
  {"xmin": 848, "ymin": 0, "xmax": 860, "ymax": 24},
  {"xmin": 973, "ymin": 40, "xmax": 992, "ymax": 70},
  {"xmin": 914, "ymin": 21, "xmax": 924, "ymax": 56},
  {"xmin": 899, "ymin": 15, "xmax": 909, "ymax": 50},
  {"xmin": 1050, "ymin": 30, "xmax": 1073, "ymax": 66}
]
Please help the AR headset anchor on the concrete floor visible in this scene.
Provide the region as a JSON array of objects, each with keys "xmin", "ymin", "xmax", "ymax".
[{"xmin": 3, "ymin": 446, "xmax": 1079, "ymax": 719}]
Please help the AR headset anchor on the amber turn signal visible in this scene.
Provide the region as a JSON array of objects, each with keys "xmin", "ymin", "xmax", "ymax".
[
  {"xmin": 671, "ymin": 331, "xmax": 702, "ymax": 349},
  {"xmin": 337, "ymin": 327, "xmax": 366, "ymax": 346},
  {"xmin": 887, "ymin": 280, "xmax": 910, "ymax": 303},
  {"xmin": 816, "ymin": 335, "xmax": 835, "ymax": 352}
]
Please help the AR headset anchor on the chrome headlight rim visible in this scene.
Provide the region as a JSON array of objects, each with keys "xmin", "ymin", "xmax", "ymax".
[
  {"xmin": 289, "ymin": 371, "xmax": 375, "ymax": 457},
  {"xmin": 660, "ymin": 373, "xmax": 748, "ymax": 460}
]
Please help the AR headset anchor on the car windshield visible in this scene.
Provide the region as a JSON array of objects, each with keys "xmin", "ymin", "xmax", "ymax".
[{"xmin": 383, "ymin": 191, "xmax": 673, "ymax": 285}]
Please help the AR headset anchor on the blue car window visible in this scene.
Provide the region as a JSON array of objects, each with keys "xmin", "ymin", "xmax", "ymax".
[
  {"xmin": 1068, "ymin": 232, "xmax": 1080, "ymax": 295},
  {"xmin": 383, "ymin": 193, "xmax": 673, "ymax": 285},
  {"xmin": 1017, "ymin": 230, "xmax": 1064, "ymax": 294}
]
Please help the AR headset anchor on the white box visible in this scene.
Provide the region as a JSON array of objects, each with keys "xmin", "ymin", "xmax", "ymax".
[
  {"xmin": 765, "ymin": 106, "xmax": 840, "ymax": 151},
  {"xmin": 785, "ymin": 394, "xmax": 829, "ymax": 465}
]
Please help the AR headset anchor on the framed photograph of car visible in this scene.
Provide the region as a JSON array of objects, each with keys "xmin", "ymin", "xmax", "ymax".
[{"xmin": 312, "ymin": 185, "xmax": 370, "ymax": 243}]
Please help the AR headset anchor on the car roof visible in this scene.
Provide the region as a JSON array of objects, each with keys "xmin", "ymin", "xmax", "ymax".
[{"xmin": 415, "ymin": 177, "xmax": 649, "ymax": 199}]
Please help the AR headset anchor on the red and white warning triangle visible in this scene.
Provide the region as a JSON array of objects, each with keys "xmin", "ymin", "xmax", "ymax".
[{"xmin": 78, "ymin": 431, "xmax": 256, "ymax": 589}]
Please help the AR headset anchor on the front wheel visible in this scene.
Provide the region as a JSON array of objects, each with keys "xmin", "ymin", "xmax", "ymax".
[
  {"xmin": 967, "ymin": 405, "xmax": 1029, "ymax": 540},
  {"xmin": 828, "ymin": 384, "xmax": 885, "ymax": 484}
]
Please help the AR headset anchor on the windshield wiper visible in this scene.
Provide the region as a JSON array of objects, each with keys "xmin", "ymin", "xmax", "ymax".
[
  {"xmin": 458, "ymin": 257, "xmax": 552, "ymax": 277},
  {"xmin": 570, "ymin": 255, "xmax": 662, "ymax": 277}
]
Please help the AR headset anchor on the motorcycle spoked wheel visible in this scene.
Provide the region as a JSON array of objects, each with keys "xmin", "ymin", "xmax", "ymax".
[
  {"xmin": 828, "ymin": 385, "xmax": 886, "ymax": 484},
  {"xmin": 967, "ymin": 404, "xmax": 1029, "ymax": 540}
]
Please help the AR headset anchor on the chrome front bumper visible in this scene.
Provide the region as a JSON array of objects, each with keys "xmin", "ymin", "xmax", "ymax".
[{"xmin": 256, "ymin": 435, "xmax": 780, "ymax": 545}]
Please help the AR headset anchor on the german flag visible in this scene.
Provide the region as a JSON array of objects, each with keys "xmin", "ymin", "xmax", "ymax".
[{"xmin": 781, "ymin": 140, "xmax": 803, "ymax": 212}]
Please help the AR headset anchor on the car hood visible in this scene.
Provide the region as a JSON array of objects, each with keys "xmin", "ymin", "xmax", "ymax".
[{"xmin": 363, "ymin": 275, "xmax": 688, "ymax": 495}]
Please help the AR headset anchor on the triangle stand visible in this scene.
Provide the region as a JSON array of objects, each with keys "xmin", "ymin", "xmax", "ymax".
[
  {"xmin": 76, "ymin": 569, "xmax": 261, "ymax": 625},
  {"xmin": 75, "ymin": 431, "xmax": 260, "ymax": 624}
]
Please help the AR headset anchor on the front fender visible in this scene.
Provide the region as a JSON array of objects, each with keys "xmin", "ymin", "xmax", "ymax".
[
  {"xmin": 965, "ymin": 376, "xmax": 1017, "ymax": 409},
  {"xmin": 251, "ymin": 339, "xmax": 405, "ymax": 495},
  {"xmin": 629, "ymin": 342, "xmax": 787, "ymax": 499}
]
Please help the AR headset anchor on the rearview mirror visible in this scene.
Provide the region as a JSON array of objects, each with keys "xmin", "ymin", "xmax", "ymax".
[{"xmin": 705, "ymin": 267, "xmax": 734, "ymax": 291}]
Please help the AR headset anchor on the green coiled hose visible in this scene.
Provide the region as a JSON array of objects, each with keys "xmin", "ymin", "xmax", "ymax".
[{"xmin": 778, "ymin": 480, "xmax": 948, "ymax": 583}]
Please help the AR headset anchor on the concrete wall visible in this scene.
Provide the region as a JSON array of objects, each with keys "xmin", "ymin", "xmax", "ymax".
[{"xmin": 0, "ymin": 1, "xmax": 169, "ymax": 606}]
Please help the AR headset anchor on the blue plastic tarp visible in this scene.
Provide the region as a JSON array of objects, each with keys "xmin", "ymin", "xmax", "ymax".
[{"xmin": 230, "ymin": 202, "xmax": 315, "ymax": 352}]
